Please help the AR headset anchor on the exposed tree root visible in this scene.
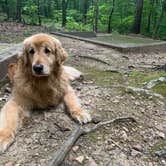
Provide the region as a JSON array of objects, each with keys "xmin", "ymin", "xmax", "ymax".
[{"xmin": 73, "ymin": 55, "xmax": 111, "ymax": 66}]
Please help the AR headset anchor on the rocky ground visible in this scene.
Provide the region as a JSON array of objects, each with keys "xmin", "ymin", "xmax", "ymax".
[{"xmin": 0, "ymin": 23, "xmax": 165, "ymax": 166}]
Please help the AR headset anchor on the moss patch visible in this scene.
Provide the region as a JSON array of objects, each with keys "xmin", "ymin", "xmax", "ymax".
[
  {"xmin": 152, "ymin": 83, "xmax": 166, "ymax": 97},
  {"xmin": 128, "ymin": 70, "xmax": 166, "ymax": 86},
  {"xmin": 150, "ymin": 140, "xmax": 166, "ymax": 152},
  {"xmin": 76, "ymin": 65, "xmax": 123, "ymax": 87}
]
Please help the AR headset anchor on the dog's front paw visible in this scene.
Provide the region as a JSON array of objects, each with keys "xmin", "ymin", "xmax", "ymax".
[
  {"xmin": 72, "ymin": 108, "xmax": 91, "ymax": 124},
  {"xmin": 0, "ymin": 130, "xmax": 14, "ymax": 153}
]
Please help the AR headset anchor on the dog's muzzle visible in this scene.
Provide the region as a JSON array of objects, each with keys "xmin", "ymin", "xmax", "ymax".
[{"xmin": 32, "ymin": 64, "xmax": 44, "ymax": 75}]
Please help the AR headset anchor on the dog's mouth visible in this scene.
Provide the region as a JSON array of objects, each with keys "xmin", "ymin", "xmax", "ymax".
[
  {"xmin": 32, "ymin": 64, "xmax": 50, "ymax": 77},
  {"xmin": 32, "ymin": 72, "xmax": 49, "ymax": 77}
]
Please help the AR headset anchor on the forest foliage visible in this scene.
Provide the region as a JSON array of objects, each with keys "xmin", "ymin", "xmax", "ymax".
[{"xmin": 0, "ymin": 0, "xmax": 166, "ymax": 39}]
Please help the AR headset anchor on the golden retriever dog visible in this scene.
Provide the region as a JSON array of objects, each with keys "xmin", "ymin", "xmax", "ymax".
[{"xmin": 0, "ymin": 33, "xmax": 91, "ymax": 152}]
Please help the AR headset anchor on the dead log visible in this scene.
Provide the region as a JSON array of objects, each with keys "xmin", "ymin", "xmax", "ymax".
[{"xmin": 49, "ymin": 116, "xmax": 136, "ymax": 166}]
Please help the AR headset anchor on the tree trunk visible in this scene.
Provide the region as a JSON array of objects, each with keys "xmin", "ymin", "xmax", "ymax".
[
  {"xmin": 107, "ymin": 0, "xmax": 115, "ymax": 33},
  {"xmin": 47, "ymin": 0, "xmax": 51, "ymax": 17},
  {"xmin": 62, "ymin": 0, "xmax": 67, "ymax": 27},
  {"xmin": 153, "ymin": 0, "xmax": 166, "ymax": 38},
  {"xmin": 5, "ymin": 0, "xmax": 10, "ymax": 20},
  {"xmin": 132, "ymin": 0, "xmax": 144, "ymax": 34},
  {"xmin": 37, "ymin": 0, "xmax": 42, "ymax": 25},
  {"xmin": 55, "ymin": 0, "xmax": 59, "ymax": 10},
  {"xmin": 83, "ymin": 0, "xmax": 88, "ymax": 24},
  {"xmin": 146, "ymin": 0, "xmax": 154, "ymax": 33},
  {"xmin": 16, "ymin": 0, "xmax": 22, "ymax": 22},
  {"xmin": 93, "ymin": 0, "xmax": 99, "ymax": 33},
  {"xmin": 62, "ymin": 0, "xmax": 69, "ymax": 28}
]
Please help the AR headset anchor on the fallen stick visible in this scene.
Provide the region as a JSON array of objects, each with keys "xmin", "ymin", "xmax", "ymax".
[
  {"xmin": 49, "ymin": 116, "xmax": 136, "ymax": 166},
  {"xmin": 73, "ymin": 55, "xmax": 111, "ymax": 66}
]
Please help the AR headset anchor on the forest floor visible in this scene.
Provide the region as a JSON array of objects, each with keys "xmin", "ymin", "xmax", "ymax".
[{"xmin": 0, "ymin": 22, "xmax": 165, "ymax": 166}]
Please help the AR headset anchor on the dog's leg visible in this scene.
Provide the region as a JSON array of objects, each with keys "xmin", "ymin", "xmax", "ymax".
[
  {"xmin": 64, "ymin": 85, "xmax": 91, "ymax": 124},
  {"xmin": 0, "ymin": 99, "xmax": 22, "ymax": 152}
]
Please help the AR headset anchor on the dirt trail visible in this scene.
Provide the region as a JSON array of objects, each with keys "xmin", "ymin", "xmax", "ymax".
[{"xmin": 0, "ymin": 34, "xmax": 165, "ymax": 166}]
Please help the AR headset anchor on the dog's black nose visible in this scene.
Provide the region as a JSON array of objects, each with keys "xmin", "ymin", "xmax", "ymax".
[{"xmin": 33, "ymin": 64, "xmax": 44, "ymax": 74}]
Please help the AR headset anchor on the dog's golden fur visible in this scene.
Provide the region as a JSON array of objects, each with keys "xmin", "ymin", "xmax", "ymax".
[{"xmin": 0, "ymin": 34, "xmax": 91, "ymax": 152}]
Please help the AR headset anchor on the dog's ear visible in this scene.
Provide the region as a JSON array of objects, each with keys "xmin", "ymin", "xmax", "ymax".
[
  {"xmin": 18, "ymin": 43, "xmax": 28, "ymax": 66},
  {"xmin": 53, "ymin": 38, "xmax": 68, "ymax": 65}
]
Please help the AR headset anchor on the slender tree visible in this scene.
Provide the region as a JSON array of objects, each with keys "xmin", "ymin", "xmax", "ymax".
[
  {"xmin": 132, "ymin": 0, "xmax": 144, "ymax": 34},
  {"xmin": 153, "ymin": 0, "xmax": 166, "ymax": 37},
  {"xmin": 55, "ymin": 0, "xmax": 59, "ymax": 10},
  {"xmin": 83, "ymin": 0, "xmax": 89, "ymax": 24},
  {"xmin": 146, "ymin": 0, "xmax": 155, "ymax": 33},
  {"xmin": 62, "ymin": 0, "xmax": 69, "ymax": 28},
  {"xmin": 4, "ymin": 0, "xmax": 10, "ymax": 20},
  {"xmin": 16, "ymin": 0, "xmax": 22, "ymax": 22},
  {"xmin": 93, "ymin": 0, "xmax": 99, "ymax": 33},
  {"xmin": 107, "ymin": 0, "xmax": 115, "ymax": 33},
  {"xmin": 37, "ymin": 0, "xmax": 42, "ymax": 25}
]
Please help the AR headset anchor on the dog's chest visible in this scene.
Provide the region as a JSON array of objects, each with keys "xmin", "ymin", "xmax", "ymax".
[{"xmin": 31, "ymin": 86, "xmax": 63, "ymax": 108}]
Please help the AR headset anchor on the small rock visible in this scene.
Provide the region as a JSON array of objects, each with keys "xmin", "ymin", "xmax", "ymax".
[
  {"xmin": 106, "ymin": 144, "xmax": 116, "ymax": 151},
  {"xmin": 88, "ymin": 157, "xmax": 98, "ymax": 166},
  {"xmin": 156, "ymin": 131, "xmax": 165, "ymax": 139},
  {"xmin": 92, "ymin": 115, "xmax": 102, "ymax": 124},
  {"xmin": 72, "ymin": 145, "xmax": 79, "ymax": 152},
  {"xmin": 155, "ymin": 150, "xmax": 166, "ymax": 157},
  {"xmin": 134, "ymin": 101, "xmax": 140, "ymax": 106},
  {"xmin": 75, "ymin": 156, "xmax": 85, "ymax": 164},
  {"xmin": 4, "ymin": 162, "xmax": 12, "ymax": 166},
  {"xmin": 83, "ymin": 81, "xmax": 94, "ymax": 84},
  {"xmin": 4, "ymin": 87, "xmax": 11, "ymax": 93},
  {"xmin": 148, "ymin": 162, "xmax": 154, "ymax": 166},
  {"xmin": 132, "ymin": 144, "xmax": 143, "ymax": 152},
  {"xmin": 15, "ymin": 164, "xmax": 21, "ymax": 166},
  {"xmin": 131, "ymin": 149, "xmax": 142, "ymax": 157},
  {"xmin": 76, "ymin": 86, "xmax": 82, "ymax": 91},
  {"xmin": 121, "ymin": 131, "xmax": 128, "ymax": 141},
  {"xmin": 112, "ymin": 99, "xmax": 119, "ymax": 103}
]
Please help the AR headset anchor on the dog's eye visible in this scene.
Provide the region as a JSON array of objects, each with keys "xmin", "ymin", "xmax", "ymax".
[
  {"xmin": 29, "ymin": 48, "xmax": 35, "ymax": 55},
  {"xmin": 44, "ymin": 47, "xmax": 51, "ymax": 54}
]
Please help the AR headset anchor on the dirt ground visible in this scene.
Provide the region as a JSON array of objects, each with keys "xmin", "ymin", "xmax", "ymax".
[{"xmin": 0, "ymin": 23, "xmax": 165, "ymax": 166}]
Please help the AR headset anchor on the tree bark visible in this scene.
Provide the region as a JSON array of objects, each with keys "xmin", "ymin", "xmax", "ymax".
[
  {"xmin": 55, "ymin": 0, "xmax": 59, "ymax": 10},
  {"xmin": 5, "ymin": 0, "xmax": 10, "ymax": 20},
  {"xmin": 107, "ymin": 0, "xmax": 115, "ymax": 33},
  {"xmin": 37, "ymin": 0, "xmax": 42, "ymax": 25},
  {"xmin": 62, "ymin": 0, "xmax": 69, "ymax": 28},
  {"xmin": 132, "ymin": 0, "xmax": 144, "ymax": 34},
  {"xmin": 146, "ymin": 0, "xmax": 154, "ymax": 33},
  {"xmin": 93, "ymin": 0, "xmax": 99, "ymax": 33},
  {"xmin": 83, "ymin": 0, "xmax": 89, "ymax": 24},
  {"xmin": 153, "ymin": 0, "xmax": 166, "ymax": 38},
  {"xmin": 16, "ymin": 0, "xmax": 22, "ymax": 22}
]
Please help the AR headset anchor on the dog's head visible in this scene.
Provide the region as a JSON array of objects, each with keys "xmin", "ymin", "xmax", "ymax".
[{"xmin": 20, "ymin": 33, "xmax": 67, "ymax": 77}]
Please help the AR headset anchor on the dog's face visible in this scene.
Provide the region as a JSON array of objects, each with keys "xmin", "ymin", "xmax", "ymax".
[{"xmin": 20, "ymin": 34, "xmax": 67, "ymax": 77}]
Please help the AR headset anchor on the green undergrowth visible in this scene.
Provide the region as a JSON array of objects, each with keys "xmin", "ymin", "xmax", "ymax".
[
  {"xmin": 152, "ymin": 83, "xmax": 166, "ymax": 97},
  {"xmin": 94, "ymin": 34, "xmax": 158, "ymax": 45},
  {"xmin": 128, "ymin": 70, "xmax": 166, "ymax": 84},
  {"xmin": 150, "ymin": 140, "xmax": 166, "ymax": 152}
]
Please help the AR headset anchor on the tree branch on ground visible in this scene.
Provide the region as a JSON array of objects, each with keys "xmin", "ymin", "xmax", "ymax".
[{"xmin": 49, "ymin": 116, "xmax": 136, "ymax": 166}]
